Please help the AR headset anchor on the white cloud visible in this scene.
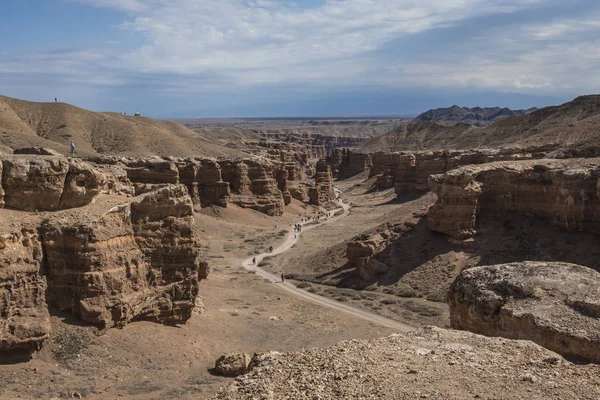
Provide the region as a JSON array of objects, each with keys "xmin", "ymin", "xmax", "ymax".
[
  {"xmin": 77, "ymin": 0, "xmax": 549, "ymax": 80},
  {"xmin": 5, "ymin": 0, "xmax": 600, "ymax": 101}
]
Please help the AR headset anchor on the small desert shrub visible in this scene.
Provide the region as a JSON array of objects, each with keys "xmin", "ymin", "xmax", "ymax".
[{"xmin": 296, "ymin": 282, "xmax": 311, "ymax": 289}]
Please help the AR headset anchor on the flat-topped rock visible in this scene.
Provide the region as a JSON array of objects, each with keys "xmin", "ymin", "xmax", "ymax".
[
  {"xmin": 428, "ymin": 158, "xmax": 600, "ymax": 240},
  {"xmin": 448, "ymin": 261, "xmax": 600, "ymax": 363}
]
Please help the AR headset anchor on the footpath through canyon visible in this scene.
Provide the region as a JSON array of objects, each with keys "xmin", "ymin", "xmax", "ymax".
[{"xmin": 241, "ymin": 193, "xmax": 415, "ymax": 332}]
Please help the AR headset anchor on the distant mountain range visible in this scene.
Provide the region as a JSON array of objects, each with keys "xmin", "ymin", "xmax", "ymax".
[
  {"xmin": 414, "ymin": 105, "xmax": 538, "ymax": 126},
  {"xmin": 360, "ymin": 95, "xmax": 600, "ymax": 153}
]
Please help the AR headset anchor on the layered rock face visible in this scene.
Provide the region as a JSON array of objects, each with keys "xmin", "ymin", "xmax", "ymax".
[
  {"xmin": 0, "ymin": 156, "xmax": 107, "ymax": 211},
  {"xmin": 428, "ymin": 159, "xmax": 600, "ymax": 240},
  {"xmin": 123, "ymin": 158, "xmax": 179, "ymax": 185},
  {"xmin": 231, "ymin": 160, "xmax": 285, "ymax": 216},
  {"xmin": 369, "ymin": 152, "xmax": 403, "ymax": 189},
  {"xmin": 1, "ymin": 180, "xmax": 208, "ymax": 354},
  {"xmin": 41, "ymin": 184, "xmax": 206, "ymax": 329},
  {"xmin": 346, "ymin": 223, "xmax": 407, "ymax": 280},
  {"xmin": 197, "ymin": 160, "xmax": 230, "ymax": 207},
  {"xmin": 0, "ymin": 225, "xmax": 50, "ymax": 351},
  {"xmin": 448, "ymin": 261, "xmax": 600, "ymax": 363},
  {"xmin": 334, "ymin": 149, "xmax": 372, "ymax": 178},
  {"xmin": 308, "ymin": 163, "xmax": 336, "ymax": 206}
]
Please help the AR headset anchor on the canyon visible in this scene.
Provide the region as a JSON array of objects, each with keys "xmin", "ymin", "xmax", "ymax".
[{"xmin": 3, "ymin": 94, "xmax": 600, "ymax": 399}]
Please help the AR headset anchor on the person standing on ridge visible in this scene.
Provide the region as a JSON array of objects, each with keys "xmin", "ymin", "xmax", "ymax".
[{"xmin": 70, "ymin": 140, "xmax": 76, "ymax": 157}]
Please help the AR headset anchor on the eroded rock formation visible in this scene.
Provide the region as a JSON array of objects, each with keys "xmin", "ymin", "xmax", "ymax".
[
  {"xmin": 428, "ymin": 159, "xmax": 600, "ymax": 240},
  {"xmin": 0, "ymin": 225, "xmax": 50, "ymax": 351},
  {"xmin": 1, "ymin": 177, "xmax": 208, "ymax": 354},
  {"xmin": 0, "ymin": 156, "xmax": 107, "ymax": 211},
  {"xmin": 41, "ymin": 184, "xmax": 206, "ymax": 329},
  {"xmin": 308, "ymin": 162, "xmax": 336, "ymax": 206},
  {"xmin": 448, "ymin": 261, "xmax": 600, "ymax": 363}
]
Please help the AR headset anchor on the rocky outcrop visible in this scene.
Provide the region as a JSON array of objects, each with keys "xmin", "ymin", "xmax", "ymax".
[
  {"xmin": 0, "ymin": 156, "xmax": 108, "ymax": 211},
  {"xmin": 59, "ymin": 160, "xmax": 107, "ymax": 209},
  {"xmin": 308, "ymin": 163, "xmax": 336, "ymax": 206},
  {"xmin": 389, "ymin": 149, "xmax": 542, "ymax": 197},
  {"xmin": 213, "ymin": 326, "xmax": 600, "ymax": 399},
  {"xmin": 197, "ymin": 160, "xmax": 230, "ymax": 207},
  {"xmin": 341, "ymin": 150, "xmax": 372, "ymax": 178},
  {"xmin": 346, "ymin": 222, "xmax": 408, "ymax": 280},
  {"xmin": 428, "ymin": 159, "xmax": 600, "ymax": 240},
  {"xmin": 0, "ymin": 225, "xmax": 50, "ymax": 351},
  {"xmin": 123, "ymin": 158, "xmax": 179, "ymax": 185},
  {"xmin": 369, "ymin": 152, "xmax": 403, "ymax": 189},
  {"xmin": 448, "ymin": 261, "xmax": 600, "ymax": 363},
  {"xmin": 13, "ymin": 147, "xmax": 62, "ymax": 156},
  {"xmin": 40, "ymin": 184, "xmax": 206, "ymax": 329},
  {"xmin": 220, "ymin": 161, "xmax": 251, "ymax": 193},
  {"xmin": 231, "ymin": 160, "xmax": 285, "ymax": 216},
  {"xmin": 2, "ymin": 157, "xmax": 69, "ymax": 211},
  {"xmin": 214, "ymin": 353, "xmax": 252, "ymax": 377}
]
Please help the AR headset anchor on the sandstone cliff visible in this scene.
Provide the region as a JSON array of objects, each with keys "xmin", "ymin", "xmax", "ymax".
[
  {"xmin": 427, "ymin": 159, "xmax": 600, "ymax": 240},
  {"xmin": 448, "ymin": 261, "xmax": 600, "ymax": 363},
  {"xmin": 0, "ymin": 224, "xmax": 50, "ymax": 352},
  {"xmin": 1, "ymin": 180, "xmax": 208, "ymax": 353}
]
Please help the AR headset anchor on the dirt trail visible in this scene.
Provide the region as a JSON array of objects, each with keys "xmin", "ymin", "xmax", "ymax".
[{"xmin": 242, "ymin": 191, "xmax": 415, "ymax": 332}]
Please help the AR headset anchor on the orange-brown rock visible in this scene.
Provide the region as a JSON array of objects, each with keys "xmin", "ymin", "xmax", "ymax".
[
  {"xmin": 230, "ymin": 160, "xmax": 285, "ymax": 216},
  {"xmin": 428, "ymin": 159, "xmax": 600, "ymax": 240},
  {"xmin": 394, "ymin": 149, "xmax": 544, "ymax": 197},
  {"xmin": 123, "ymin": 158, "xmax": 179, "ymax": 185},
  {"xmin": 448, "ymin": 261, "xmax": 600, "ymax": 363},
  {"xmin": 339, "ymin": 150, "xmax": 372, "ymax": 178},
  {"xmin": 40, "ymin": 184, "xmax": 206, "ymax": 329},
  {"xmin": 197, "ymin": 160, "xmax": 230, "ymax": 207},
  {"xmin": 308, "ymin": 163, "xmax": 335, "ymax": 206},
  {"xmin": 2, "ymin": 156, "xmax": 69, "ymax": 211},
  {"xmin": 0, "ymin": 225, "xmax": 50, "ymax": 352}
]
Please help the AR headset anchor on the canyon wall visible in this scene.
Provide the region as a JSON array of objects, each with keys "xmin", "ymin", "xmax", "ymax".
[
  {"xmin": 427, "ymin": 159, "xmax": 600, "ymax": 240},
  {"xmin": 0, "ymin": 154, "xmax": 209, "ymax": 354}
]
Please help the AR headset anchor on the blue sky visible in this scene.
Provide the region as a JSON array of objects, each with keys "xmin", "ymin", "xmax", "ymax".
[{"xmin": 1, "ymin": 0, "xmax": 598, "ymax": 118}]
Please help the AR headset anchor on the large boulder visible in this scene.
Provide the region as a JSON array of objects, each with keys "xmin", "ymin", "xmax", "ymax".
[
  {"xmin": 214, "ymin": 353, "xmax": 252, "ymax": 377},
  {"xmin": 448, "ymin": 261, "xmax": 600, "ymax": 363}
]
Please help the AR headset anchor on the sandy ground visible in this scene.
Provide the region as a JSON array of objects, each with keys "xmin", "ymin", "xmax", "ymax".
[{"xmin": 0, "ymin": 199, "xmax": 398, "ymax": 400}]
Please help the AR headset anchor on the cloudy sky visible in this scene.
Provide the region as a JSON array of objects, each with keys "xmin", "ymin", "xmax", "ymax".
[{"xmin": 0, "ymin": 0, "xmax": 598, "ymax": 117}]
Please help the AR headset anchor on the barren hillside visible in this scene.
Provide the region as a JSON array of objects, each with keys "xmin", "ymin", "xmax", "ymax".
[
  {"xmin": 0, "ymin": 95, "xmax": 247, "ymax": 158},
  {"xmin": 361, "ymin": 95, "xmax": 600, "ymax": 153}
]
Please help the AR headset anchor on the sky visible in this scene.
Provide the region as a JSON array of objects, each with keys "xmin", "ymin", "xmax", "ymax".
[{"xmin": 0, "ymin": 0, "xmax": 598, "ymax": 118}]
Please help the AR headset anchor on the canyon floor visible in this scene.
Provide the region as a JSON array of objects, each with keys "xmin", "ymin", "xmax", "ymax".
[{"xmin": 0, "ymin": 183, "xmax": 406, "ymax": 400}]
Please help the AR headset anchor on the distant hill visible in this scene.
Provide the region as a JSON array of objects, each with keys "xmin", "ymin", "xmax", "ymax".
[
  {"xmin": 0, "ymin": 95, "xmax": 248, "ymax": 158},
  {"xmin": 414, "ymin": 105, "xmax": 537, "ymax": 126},
  {"xmin": 361, "ymin": 95, "xmax": 600, "ymax": 153}
]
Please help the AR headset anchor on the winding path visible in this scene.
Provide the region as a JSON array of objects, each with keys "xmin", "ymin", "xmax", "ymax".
[{"xmin": 241, "ymin": 190, "xmax": 415, "ymax": 332}]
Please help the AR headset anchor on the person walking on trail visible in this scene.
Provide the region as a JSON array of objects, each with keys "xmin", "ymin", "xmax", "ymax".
[
  {"xmin": 274, "ymin": 221, "xmax": 278, "ymax": 229},
  {"xmin": 70, "ymin": 140, "xmax": 76, "ymax": 157},
  {"xmin": 252, "ymin": 257, "xmax": 256, "ymax": 265},
  {"xmin": 281, "ymin": 273, "xmax": 285, "ymax": 283},
  {"xmin": 269, "ymin": 246, "xmax": 273, "ymax": 253}
]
